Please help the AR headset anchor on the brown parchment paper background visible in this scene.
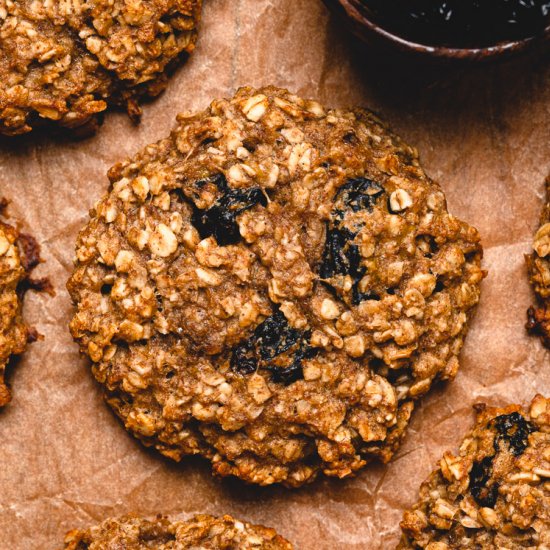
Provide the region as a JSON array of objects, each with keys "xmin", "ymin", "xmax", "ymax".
[{"xmin": 1, "ymin": 1, "xmax": 550, "ymax": 548}]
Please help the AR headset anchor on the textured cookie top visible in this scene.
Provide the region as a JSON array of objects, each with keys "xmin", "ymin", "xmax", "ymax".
[
  {"xmin": 0, "ymin": 0, "xmax": 201, "ymax": 135},
  {"xmin": 0, "ymin": 221, "xmax": 29, "ymax": 406},
  {"xmin": 63, "ymin": 514, "xmax": 292, "ymax": 549},
  {"xmin": 68, "ymin": 86, "xmax": 483, "ymax": 487},
  {"xmin": 527, "ymin": 177, "xmax": 550, "ymax": 346},
  {"xmin": 399, "ymin": 395, "xmax": 550, "ymax": 549}
]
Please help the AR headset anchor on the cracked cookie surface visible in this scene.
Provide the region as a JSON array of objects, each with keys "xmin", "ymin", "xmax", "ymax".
[
  {"xmin": 63, "ymin": 514, "xmax": 292, "ymax": 549},
  {"xmin": 68, "ymin": 86, "xmax": 484, "ymax": 487},
  {"xmin": 399, "ymin": 395, "xmax": 550, "ymax": 549},
  {"xmin": 0, "ymin": 0, "xmax": 201, "ymax": 136},
  {"xmin": 527, "ymin": 177, "xmax": 550, "ymax": 346}
]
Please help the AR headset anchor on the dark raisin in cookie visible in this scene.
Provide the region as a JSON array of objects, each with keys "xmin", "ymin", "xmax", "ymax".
[
  {"xmin": 527, "ymin": 176, "xmax": 550, "ymax": 346},
  {"xmin": 63, "ymin": 514, "xmax": 292, "ymax": 549},
  {"xmin": 399, "ymin": 395, "xmax": 550, "ymax": 549},
  {"xmin": 68, "ymin": 86, "xmax": 484, "ymax": 487},
  {"xmin": 0, "ymin": 0, "xmax": 202, "ymax": 136}
]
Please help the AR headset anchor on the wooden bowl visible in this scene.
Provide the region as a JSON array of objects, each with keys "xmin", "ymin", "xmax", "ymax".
[{"xmin": 324, "ymin": 0, "xmax": 550, "ymax": 62}]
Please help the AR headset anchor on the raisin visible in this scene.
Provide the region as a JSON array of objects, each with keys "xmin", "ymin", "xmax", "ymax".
[
  {"xmin": 321, "ymin": 227, "xmax": 369, "ymax": 306},
  {"xmin": 335, "ymin": 177, "xmax": 385, "ymax": 215},
  {"xmin": 267, "ymin": 347, "xmax": 317, "ymax": 385},
  {"xmin": 434, "ymin": 279, "xmax": 445, "ymax": 293},
  {"xmin": 353, "ymin": 287, "xmax": 380, "ymax": 304},
  {"xmin": 100, "ymin": 283, "xmax": 113, "ymax": 295},
  {"xmin": 320, "ymin": 227, "xmax": 362, "ymax": 279},
  {"xmin": 191, "ymin": 173, "xmax": 267, "ymax": 246},
  {"xmin": 469, "ymin": 455, "xmax": 499, "ymax": 508},
  {"xmin": 230, "ymin": 345, "xmax": 258, "ymax": 375},
  {"xmin": 267, "ymin": 358, "xmax": 304, "ymax": 385},
  {"xmin": 492, "ymin": 412, "xmax": 535, "ymax": 456},
  {"xmin": 230, "ymin": 311, "xmax": 317, "ymax": 385},
  {"xmin": 320, "ymin": 177, "xmax": 385, "ymax": 305},
  {"xmin": 468, "ymin": 412, "xmax": 536, "ymax": 508},
  {"xmin": 365, "ymin": 0, "xmax": 550, "ymax": 48},
  {"xmin": 253, "ymin": 310, "xmax": 302, "ymax": 360}
]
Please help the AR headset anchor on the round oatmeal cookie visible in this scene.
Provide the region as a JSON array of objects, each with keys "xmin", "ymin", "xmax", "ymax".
[
  {"xmin": 527, "ymin": 176, "xmax": 550, "ymax": 346},
  {"xmin": 68, "ymin": 86, "xmax": 484, "ymax": 487},
  {"xmin": 399, "ymin": 395, "xmax": 550, "ymax": 549},
  {"xmin": 0, "ymin": 0, "xmax": 202, "ymax": 136},
  {"xmin": 63, "ymin": 514, "xmax": 292, "ymax": 549},
  {"xmin": 0, "ymin": 205, "xmax": 43, "ymax": 407}
]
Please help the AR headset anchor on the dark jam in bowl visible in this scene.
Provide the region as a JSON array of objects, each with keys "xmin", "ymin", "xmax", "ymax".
[{"xmin": 364, "ymin": 0, "xmax": 550, "ymax": 48}]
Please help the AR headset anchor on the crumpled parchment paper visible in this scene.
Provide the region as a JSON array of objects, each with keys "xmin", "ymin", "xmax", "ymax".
[{"xmin": 1, "ymin": 1, "xmax": 550, "ymax": 548}]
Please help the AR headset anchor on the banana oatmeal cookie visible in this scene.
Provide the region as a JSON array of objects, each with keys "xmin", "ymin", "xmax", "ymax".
[
  {"xmin": 399, "ymin": 395, "xmax": 550, "ymax": 549},
  {"xmin": 68, "ymin": 86, "xmax": 484, "ymax": 487},
  {"xmin": 63, "ymin": 514, "xmax": 292, "ymax": 549},
  {"xmin": 0, "ymin": 201, "xmax": 43, "ymax": 406},
  {"xmin": 0, "ymin": 0, "xmax": 202, "ymax": 136},
  {"xmin": 527, "ymin": 176, "xmax": 550, "ymax": 346}
]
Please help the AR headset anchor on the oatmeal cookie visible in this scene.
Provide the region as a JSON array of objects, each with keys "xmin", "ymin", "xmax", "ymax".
[
  {"xmin": 63, "ymin": 514, "xmax": 292, "ymax": 549},
  {"xmin": 68, "ymin": 86, "xmax": 484, "ymax": 487},
  {"xmin": 399, "ymin": 395, "xmax": 550, "ymax": 549},
  {"xmin": 0, "ymin": 201, "xmax": 43, "ymax": 406},
  {"xmin": 527, "ymin": 176, "xmax": 550, "ymax": 346},
  {"xmin": 0, "ymin": 0, "xmax": 202, "ymax": 136}
]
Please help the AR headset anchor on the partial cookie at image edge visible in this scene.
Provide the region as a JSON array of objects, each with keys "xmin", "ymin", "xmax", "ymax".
[
  {"xmin": 0, "ymin": 199, "xmax": 50, "ymax": 407},
  {"xmin": 399, "ymin": 394, "xmax": 550, "ymax": 549},
  {"xmin": 63, "ymin": 514, "xmax": 293, "ymax": 549},
  {"xmin": 527, "ymin": 176, "xmax": 550, "ymax": 346},
  {"xmin": 0, "ymin": 0, "xmax": 202, "ymax": 136}
]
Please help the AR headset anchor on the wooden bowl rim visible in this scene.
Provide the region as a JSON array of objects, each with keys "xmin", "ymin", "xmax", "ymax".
[{"xmin": 331, "ymin": 0, "xmax": 550, "ymax": 60}]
